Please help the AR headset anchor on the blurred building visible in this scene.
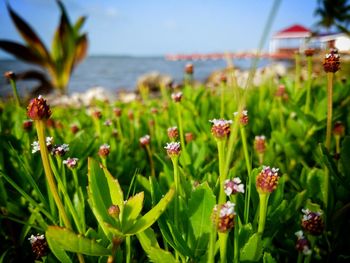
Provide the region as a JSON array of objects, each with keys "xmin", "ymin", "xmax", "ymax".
[{"xmin": 270, "ymin": 24, "xmax": 350, "ymax": 54}]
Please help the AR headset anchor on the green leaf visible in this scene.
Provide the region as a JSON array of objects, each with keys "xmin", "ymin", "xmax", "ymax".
[
  {"xmin": 145, "ymin": 247, "xmax": 177, "ymax": 263},
  {"xmin": 240, "ymin": 233, "xmax": 263, "ymax": 262},
  {"xmin": 101, "ymin": 163, "xmax": 124, "ymax": 208},
  {"xmin": 188, "ymin": 183, "xmax": 216, "ymax": 257},
  {"xmin": 263, "ymin": 252, "xmax": 277, "ymax": 263},
  {"xmin": 122, "ymin": 192, "xmax": 144, "ymax": 231},
  {"xmin": 46, "ymin": 234, "xmax": 72, "ymax": 263},
  {"xmin": 0, "ymin": 40, "xmax": 45, "ymax": 65},
  {"xmin": 46, "ymin": 226, "xmax": 110, "ymax": 256},
  {"xmin": 125, "ymin": 187, "xmax": 175, "ymax": 235},
  {"xmin": 341, "ymin": 136, "xmax": 350, "ymax": 177},
  {"xmin": 7, "ymin": 4, "xmax": 51, "ymax": 62}
]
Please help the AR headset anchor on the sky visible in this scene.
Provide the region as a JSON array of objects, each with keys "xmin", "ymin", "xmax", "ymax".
[{"xmin": 0, "ymin": 0, "xmax": 319, "ymax": 57}]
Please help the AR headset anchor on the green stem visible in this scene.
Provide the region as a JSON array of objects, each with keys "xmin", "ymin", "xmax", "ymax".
[
  {"xmin": 35, "ymin": 120, "xmax": 72, "ymax": 229},
  {"xmin": 257, "ymin": 193, "xmax": 269, "ymax": 234},
  {"xmin": 217, "ymin": 140, "xmax": 226, "ymax": 204},
  {"xmin": 171, "ymin": 157, "xmax": 180, "ymax": 228},
  {"xmin": 126, "ymin": 236, "xmax": 131, "ymax": 263},
  {"xmin": 295, "ymin": 52, "xmax": 301, "ymax": 90},
  {"xmin": 116, "ymin": 118, "xmax": 124, "ymax": 140},
  {"xmin": 304, "ymin": 236, "xmax": 316, "ymax": 263},
  {"xmin": 9, "ymin": 79, "xmax": 21, "ymax": 107},
  {"xmin": 240, "ymin": 126, "xmax": 252, "ymax": 224},
  {"xmin": 176, "ymin": 103, "xmax": 185, "ymax": 150},
  {"xmin": 208, "ymin": 223, "xmax": 217, "ymax": 263},
  {"xmin": 297, "ymin": 252, "xmax": 303, "ymax": 263},
  {"xmin": 220, "ymin": 83, "xmax": 225, "ymax": 118},
  {"xmin": 232, "ymin": 195, "xmax": 239, "ymax": 263},
  {"xmin": 305, "ymin": 56, "xmax": 313, "ymax": 114},
  {"xmin": 218, "ymin": 232, "xmax": 228, "ymax": 263},
  {"xmin": 278, "ymin": 99, "xmax": 285, "ymax": 131},
  {"xmin": 72, "ymin": 169, "xmax": 79, "ymax": 192},
  {"xmin": 145, "ymin": 145, "xmax": 155, "ymax": 177},
  {"xmin": 325, "ymin": 72, "xmax": 334, "ymax": 150}
]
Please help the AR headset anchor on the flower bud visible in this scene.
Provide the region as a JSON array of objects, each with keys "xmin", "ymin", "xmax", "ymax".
[
  {"xmin": 108, "ymin": 204, "xmax": 120, "ymax": 218},
  {"xmin": 167, "ymin": 126, "xmax": 179, "ymax": 140},
  {"xmin": 185, "ymin": 63, "xmax": 194, "ymax": 75},
  {"xmin": 70, "ymin": 124, "xmax": 79, "ymax": 134},
  {"xmin": 4, "ymin": 71, "xmax": 16, "ymax": 80},
  {"xmin": 99, "ymin": 144, "xmax": 110, "ymax": 158},
  {"xmin": 92, "ymin": 109, "xmax": 102, "ymax": 119},
  {"xmin": 301, "ymin": 209, "xmax": 324, "ymax": 236},
  {"xmin": 256, "ymin": 166, "xmax": 279, "ymax": 194},
  {"xmin": 209, "ymin": 119, "xmax": 232, "ymax": 139},
  {"xmin": 224, "ymin": 177, "xmax": 245, "ymax": 196},
  {"xmin": 333, "ymin": 121, "xmax": 345, "ymax": 137},
  {"xmin": 255, "ymin": 135, "xmax": 266, "ymax": 154},
  {"xmin": 212, "ymin": 201, "xmax": 236, "ymax": 233},
  {"xmin": 220, "ymin": 73, "xmax": 227, "ymax": 83},
  {"xmin": 27, "ymin": 95, "xmax": 51, "ymax": 120},
  {"xmin": 233, "ymin": 110, "xmax": 248, "ymax": 126},
  {"xmin": 164, "ymin": 142, "xmax": 181, "ymax": 157},
  {"xmin": 323, "ymin": 49, "xmax": 340, "ymax": 73},
  {"xmin": 114, "ymin": 107, "xmax": 122, "ymax": 117},
  {"xmin": 139, "ymin": 135, "xmax": 151, "ymax": 146},
  {"xmin": 304, "ymin": 48, "xmax": 315, "ymax": 57},
  {"xmin": 185, "ymin": 132, "xmax": 194, "ymax": 143},
  {"xmin": 28, "ymin": 234, "xmax": 48, "ymax": 259},
  {"xmin": 171, "ymin": 92, "xmax": 183, "ymax": 102},
  {"xmin": 51, "ymin": 144, "xmax": 69, "ymax": 157},
  {"xmin": 128, "ymin": 110, "xmax": 134, "ymax": 120},
  {"xmin": 23, "ymin": 120, "xmax": 33, "ymax": 132},
  {"xmin": 63, "ymin": 157, "xmax": 79, "ymax": 169}
]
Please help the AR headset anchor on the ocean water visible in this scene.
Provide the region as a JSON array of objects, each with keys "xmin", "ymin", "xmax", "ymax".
[{"xmin": 0, "ymin": 56, "xmax": 270, "ymax": 97}]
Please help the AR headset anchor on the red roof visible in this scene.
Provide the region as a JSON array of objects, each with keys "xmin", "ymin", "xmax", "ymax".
[{"xmin": 273, "ymin": 24, "xmax": 311, "ymax": 38}]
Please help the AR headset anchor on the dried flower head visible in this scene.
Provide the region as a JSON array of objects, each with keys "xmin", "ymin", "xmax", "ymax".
[
  {"xmin": 301, "ymin": 209, "xmax": 324, "ymax": 236},
  {"xmin": 113, "ymin": 107, "xmax": 122, "ymax": 117},
  {"xmin": 209, "ymin": 119, "xmax": 232, "ymax": 139},
  {"xmin": 212, "ymin": 201, "xmax": 236, "ymax": 232},
  {"xmin": 51, "ymin": 144, "xmax": 69, "ymax": 157},
  {"xmin": 295, "ymin": 230, "xmax": 312, "ymax": 255},
  {"xmin": 28, "ymin": 234, "xmax": 48, "ymax": 259},
  {"xmin": 333, "ymin": 121, "xmax": 345, "ymax": 137},
  {"xmin": 171, "ymin": 92, "xmax": 183, "ymax": 102},
  {"xmin": 140, "ymin": 134, "xmax": 151, "ymax": 146},
  {"xmin": 27, "ymin": 95, "xmax": 51, "ymax": 120},
  {"xmin": 234, "ymin": 110, "xmax": 248, "ymax": 125},
  {"xmin": 167, "ymin": 126, "xmax": 179, "ymax": 140},
  {"xmin": 256, "ymin": 166, "xmax": 279, "ymax": 194},
  {"xmin": 164, "ymin": 142, "xmax": 181, "ymax": 157},
  {"xmin": 63, "ymin": 157, "xmax": 79, "ymax": 169},
  {"xmin": 255, "ymin": 135, "xmax": 266, "ymax": 154},
  {"xmin": 224, "ymin": 177, "xmax": 245, "ymax": 196},
  {"xmin": 185, "ymin": 63, "xmax": 194, "ymax": 74},
  {"xmin": 99, "ymin": 144, "xmax": 110, "ymax": 158},
  {"xmin": 23, "ymin": 120, "xmax": 33, "ymax": 131},
  {"xmin": 323, "ymin": 49, "xmax": 340, "ymax": 73}
]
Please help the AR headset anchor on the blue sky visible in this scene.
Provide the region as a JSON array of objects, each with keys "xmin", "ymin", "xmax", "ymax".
[{"xmin": 0, "ymin": 0, "xmax": 319, "ymax": 57}]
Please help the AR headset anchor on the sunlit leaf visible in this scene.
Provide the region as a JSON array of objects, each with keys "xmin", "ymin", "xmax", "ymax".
[
  {"xmin": 240, "ymin": 233, "xmax": 263, "ymax": 262},
  {"xmin": 0, "ymin": 40, "xmax": 44, "ymax": 65},
  {"xmin": 122, "ymin": 192, "xmax": 144, "ymax": 231}
]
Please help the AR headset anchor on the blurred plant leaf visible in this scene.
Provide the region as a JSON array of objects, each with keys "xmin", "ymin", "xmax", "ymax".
[
  {"xmin": 240, "ymin": 233, "xmax": 263, "ymax": 262},
  {"xmin": 0, "ymin": 41, "xmax": 45, "ymax": 65},
  {"xmin": 122, "ymin": 192, "xmax": 144, "ymax": 231}
]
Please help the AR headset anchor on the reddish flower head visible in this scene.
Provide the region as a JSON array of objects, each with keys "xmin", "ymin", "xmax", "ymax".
[
  {"xmin": 167, "ymin": 126, "xmax": 179, "ymax": 140},
  {"xmin": 209, "ymin": 119, "xmax": 232, "ymax": 139},
  {"xmin": 295, "ymin": 230, "xmax": 312, "ymax": 255},
  {"xmin": 224, "ymin": 177, "xmax": 245, "ymax": 196},
  {"xmin": 185, "ymin": 132, "xmax": 194, "ymax": 143},
  {"xmin": 4, "ymin": 71, "xmax": 16, "ymax": 80},
  {"xmin": 63, "ymin": 157, "xmax": 79, "ymax": 169},
  {"xmin": 99, "ymin": 144, "xmax": 110, "ymax": 158},
  {"xmin": 234, "ymin": 110, "xmax": 248, "ymax": 126},
  {"xmin": 333, "ymin": 121, "xmax": 345, "ymax": 137},
  {"xmin": 171, "ymin": 92, "xmax": 183, "ymax": 102},
  {"xmin": 255, "ymin": 135, "xmax": 266, "ymax": 154},
  {"xmin": 28, "ymin": 234, "xmax": 48, "ymax": 259},
  {"xmin": 139, "ymin": 135, "xmax": 151, "ymax": 146},
  {"xmin": 256, "ymin": 166, "xmax": 279, "ymax": 194},
  {"xmin": 113, "ymin": 107, "xmax": 122, "ymax": 117},
  {"xmin": 27, "ymin": 95, "xmax": 51, "ymax": 120},
  {"xmin": 323, "ymin": 49, "xmax": 340, "ymax": 73},
  {"xmin": 185, "ymin": 63, "xmax": 194, "ymax": 75},
  {"xmin": 301, "ymin": 209, "xmax": 324, "ymax": 236},
  {"xmin": 304, "ymin": 48, "xmax": 315, "ymax": 57},
  {"xmin": 212, "ymin": 201, "xmax": 236, "ymax": 232},
  {"xmin": 23, "ymin": 120, "xmax": 33, "ymax": 131},
  {"xmin": 164, "ymin": 142, "xmax": 181, "ymax": 157}
]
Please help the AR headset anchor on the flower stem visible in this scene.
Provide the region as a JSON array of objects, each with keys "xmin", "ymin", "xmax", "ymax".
[
  {"xmin": 217, "ymin": 140, "xmax": 226, "ymax": 204},
  {"xmin": 325, "ymin": 72, "xmax": 334, "ymax": 150},
  {"xmin": 176, "ymin": 103, "xmax": 185, "ymax": 151},
  {"xmin": 145, "ymin": 145, "xmax": 155, "ymax": 177},
  {"xmin": 208, "ymin": 223, "xmax": 217, "ymax": 263},
  {"xmin": 171, "ymin": 156, "xmax": 180, "ymax": 228},
  {"xmin": 295, "ymin": 52, "xmax": 301, "ymax": 90},
  {"xmin": 257, "ymin": 193, "xmax": 269, "ymax": 234},
  {"xmin": 116, "ymin": 118, "xmax": 124, "ymax": 140},
  {"xmin": 304, "ymin": 56, "xmax": 313, "ymax": 114},
  {"xmin": 126, "ymin": 236, "xmax": 131, "ymax": 263},
  {"xmin": 35, "ymin": 120, "xmax": 71, "ymax": 229},
  {"xmin": 218, "ymin": 232, "xmax": 228, "ymax": 263},
  {"xmin": 240, "ymin": 126, "xmax": 252, "ymax": 224},
  {"xmin": 232, "ymin": 195, "xmax": 239, "ymax": 263},
  {"xmin": 220, "ymin": 83, "xmax": 225, "ymax": 118},
  {"xmin": 9, "ymin": 78, "xmax": 21, "ymax": 107}
]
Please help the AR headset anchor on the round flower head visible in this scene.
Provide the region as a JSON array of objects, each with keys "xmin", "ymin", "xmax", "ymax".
[
  {"xmin": 295, "ymin": 230, "xmax": 312, "ymax": 255},
  {"xmin": 185, "ymin": 63, "xmax": 194, "ymax": 75},
  {"xmin": 108, "ymin": 204, "xmax": 120, "ymax": 218},
  {"xmin": 51, "ymin": 144, "xmax": 69, "ymax": 157},
  {"xmin": 212, "ymin": 201, "xmax": 236, "ymax": 232},
  {"xmin": 128, "ymin": 110, "xmax": 134, "ymax": 120},
  {"xmin": 23, "ymin": 120, "xmax": 33, "ymax": 131},
  {"xmin": 224, "ymin": 177, "xmax": 245, "ymax": 196},
  {"xmin": 255, "ymin": 135, "xmax": 266, "ymax": 154},
  {"xmin": 92, "ymin": 109, "xmax": 102, "ymax": 119},
  {"xmin": 209, "ymin": 119, "xmax": 232, "ymax": 139},
  {"xmin": 28, "ymin": 234, "xmax": 48, "ymax": 259},
  {"xmin": 63, "ymin": 157, "xmax": 79, "ymax": 169},
  {"xmin": 171, "ymin": 92, "xmax": 183, "ymax": 102},
  {"xmin": 167, "ymin": 126, "xmax": 179, "ymax": 140},
  {"xmin": 256, "ymin": 166, "xmax": 279, "ymax": 194},
  {"xmin": 104, "ymin": 119, "xmax": 112, "ymax": 126},
  {"xmin": 99, "ymin": 144, "xmax": 110, "ymax": 158},
  {"xmin": 234, "ymin": 110, "xmax": 248, "ymax": 125},
  {"xmin": 70, "ymin": 124, "xmax": 79, "ymax": 134},
  {"xmin": 150, "ymin": 107, "xmax": 158, "ymax": 114},
  {"xmin": 185, "ymin": 132, "xmax": 194, "ymax": 143},
  {"xmin": 333, "ymin": 121, "xmax": 345, "ymax": 137},
  {"xmin": 140, "ymin": 134, "xmax": 151, "ymax": 146},
  {"xmin": 164, "ymin": 142, "xmax": 181, "ymax": 157},
  {"xmin": 304, "ymin": 48, "xmax": 315, "ymax": 57},
  {"xmin": 4, "ymin": 71, "xmax": 16, "ymax": 80},
  {"xmin": 220, "ymin": 73, "xmax": 227, "ymax": 83},
  {"xmin": 323, "ymin": 49, "xmax": 340, "ymax": 73},
  {"xmin": 114, "ymin": 107, "xmax": 122, "ymax": 117},
  {"xmin": 27, "ymin": 95, "xmax": 51, "ymax": 120},
  {"xmin": 301, "ymin": 209, "xmax": 324, "ymax": 236}
]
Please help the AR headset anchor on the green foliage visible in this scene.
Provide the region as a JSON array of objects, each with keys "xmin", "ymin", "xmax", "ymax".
[{"xmin": 0, "ymin": 0, "xmax": 87, "ymax": 94}]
